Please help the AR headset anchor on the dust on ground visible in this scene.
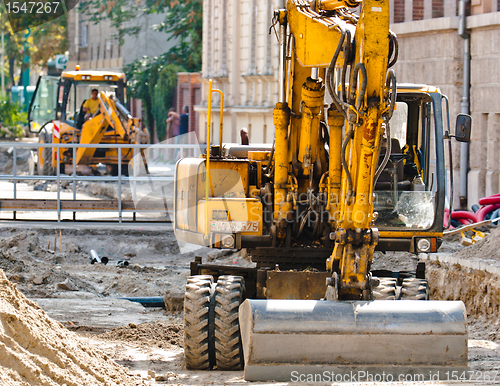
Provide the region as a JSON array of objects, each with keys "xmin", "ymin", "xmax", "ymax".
[
  {"xmin": 0, "ymin": 147, "xmax": 31, "ymax": 175},
  {"xmin": 96, "ymin": 322, "xmax": 184, "ymax": 349},
  {"xmin": 452, "ymin": 225, "xmax": 500, "ymax": 267},
  {"xmin": 2, "ymin": 221, "xmax": 500, "ymax": 383},
  {"xmin": 0, "ymin": 225, "xmax": 252, "ymax": 384},
  {"xmin": 0, "ymin": 226, "xmax": 251, "ymax": 301}
]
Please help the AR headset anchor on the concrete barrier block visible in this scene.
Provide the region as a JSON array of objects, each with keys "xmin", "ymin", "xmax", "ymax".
[{"xmin": 468, "ymin": 169, "xmax": 486, "ymax": 207}]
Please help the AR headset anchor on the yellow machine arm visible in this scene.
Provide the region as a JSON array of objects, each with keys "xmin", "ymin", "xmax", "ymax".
[
  {"xmin": 76, "ymin": 92, "xmax": 144, "ymax": 165},
  {"xmin": 273, "ymin": 0, "xmax": 397, "ymax": 299}
]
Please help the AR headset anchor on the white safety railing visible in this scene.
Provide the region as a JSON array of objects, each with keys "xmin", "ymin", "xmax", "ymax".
[{"xmin": 0, "ymin": 141, "xmax": 202, "ymax": 223}]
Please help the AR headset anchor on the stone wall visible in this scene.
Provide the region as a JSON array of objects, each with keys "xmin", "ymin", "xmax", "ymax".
[
  {"xmin": 196, "ymin": 0, "xmax": 281, "ymax": 145},
  {"xmin": 67, "ymin": 9, "xmax": 177, "ymax": 71}
]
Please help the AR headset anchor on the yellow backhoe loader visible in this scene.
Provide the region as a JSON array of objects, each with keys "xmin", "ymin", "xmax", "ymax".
[
  {"xmin": 175, "ymin": 0, "xmax": 472, "ymax": 381},
  {"xmin": 28, "ymin": 69, "xmax": 148, "ymax": 176}
]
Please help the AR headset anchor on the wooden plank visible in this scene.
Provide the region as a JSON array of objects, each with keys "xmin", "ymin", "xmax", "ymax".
[{"xmin": 0, "ymin": 199, "xmax": 172, "ymax": 211}]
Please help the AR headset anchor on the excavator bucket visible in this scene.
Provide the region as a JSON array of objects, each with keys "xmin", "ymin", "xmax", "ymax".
[{"xmin": 239, "ymin": 299, "xmax": 468, "ymax": 382}]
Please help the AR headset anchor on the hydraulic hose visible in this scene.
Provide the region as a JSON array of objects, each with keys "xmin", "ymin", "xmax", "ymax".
[
  {"xmin": 349, "ymin": 62, "xmax": 367, "ymax": 111},
  {"xmin": 388, "ymin": 32, "xmax": 399, "ymax": 68},
  {"xmin": 341, "ymin": 29, "xmax": 352, "ymax": 103},
  {"xmin": 385, "ymin": 69, "xmax": 397, "ymax": 120},
  {"xmin": 373, "ymin": 123, "xmax": 391, "ymax": 189},
  {"xmin": 341, "ymin": 125, "xmax": 355, "ymax": 202},
  {"xmin": 326, "ymin": 29, "xmax": 348, "ymax": 119},
  {"xmin": 341, "ymin": 62, "xmax": 367, "ymax": 203}
]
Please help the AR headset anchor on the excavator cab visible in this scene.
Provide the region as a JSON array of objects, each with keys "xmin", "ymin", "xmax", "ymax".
[
  {"xmin": 28, "ymin": 71, "xmax": 126, "ymax": 134},
  {"xmin": 373, "ymin": 86, "xmax": 447, "ymax": 254}
]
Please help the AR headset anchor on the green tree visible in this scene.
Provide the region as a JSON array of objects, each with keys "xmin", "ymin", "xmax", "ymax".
[
  {"xmin": 80, "ymin": 0, "xmax": 202, "ymax": 141},
  {"xmin": 80, "ymin": 0, "xmax": 202, "ymax": 70},
  {"xmin": 0, "ymin": 3, "xmax": 67, "ymax": 87},
  {"xmin": 0, "ymin": 94, "xmax": 27, "ymax": 137}
]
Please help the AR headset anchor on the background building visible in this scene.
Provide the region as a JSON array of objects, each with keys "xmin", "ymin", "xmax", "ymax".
[
  {"xmin": 196, "ymin": 0, "xmax": 283, "ymax": 145},
  {"xmin": 176, "ymin": 72, "xmax": 202, "ymax": 135},
  {"xmin": 66, "ymin": 8, "xmax": 177, "ymax": 71},
  {"xmin": 65, "ymin": 6, "xmax": 183, "ymax": 138},
  {"xmin": 198, "ymin": 0, "xmax": 500, "ymax": 209}
]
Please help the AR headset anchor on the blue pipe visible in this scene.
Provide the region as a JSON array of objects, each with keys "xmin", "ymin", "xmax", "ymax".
[
  {"xmin": 491, "ymin": 208, "xmax": 500, "ymax": 226},
  {"xmin": 119, "ymin": 296, "xmax": 165, "ymax": 308}
]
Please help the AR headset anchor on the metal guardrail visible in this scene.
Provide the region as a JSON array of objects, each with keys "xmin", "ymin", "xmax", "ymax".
[{"xmin": 0, "ymin": 142, "xmax": 201, "ymax": 223}]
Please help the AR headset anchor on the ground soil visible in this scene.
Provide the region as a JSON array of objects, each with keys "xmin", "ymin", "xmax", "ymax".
[
  {"xmin": 1, "ymin": 222, "xmax": 500, "ymax": 384},
  {"xmin": 0, "ymin": 227, "xmax": 251, "ymax": 300},
  {"xmin": 97, "ymin": 322, "xmax": 184, "ymax": 349},
  {"xmin": 0, "ymin": 270, "xmax": 147, "ymax": 385}
]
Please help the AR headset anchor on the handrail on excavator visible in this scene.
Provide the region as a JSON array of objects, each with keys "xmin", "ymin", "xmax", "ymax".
[{"xmin": 205, "ymin": 79, "xmax": 224, "ymax": 238}]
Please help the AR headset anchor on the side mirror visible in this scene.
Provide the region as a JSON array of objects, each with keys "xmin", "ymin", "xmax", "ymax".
[{"xmin": 455, "ymin": 114, "xmax": 471, "ymax": 143}]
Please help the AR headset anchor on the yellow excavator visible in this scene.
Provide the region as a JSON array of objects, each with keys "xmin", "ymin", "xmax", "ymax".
[
  {"xmin": 175, "ymin": 0, "xmax": 471, "ymax": 380},
  {"xmin": 28, "ymin": 69, "xmax": 148, "ymax": 176}
]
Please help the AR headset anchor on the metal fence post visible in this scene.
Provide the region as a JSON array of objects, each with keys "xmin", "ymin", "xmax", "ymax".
[
  {"xmin": 72, "ymin": 146, "xmax": 76, "ymax": 220},
  {"xmin": 132, "ymin": 146, "xmax": 137, "ymax": 204},
  {"xmin": 118, "ymin": 148, "xmax": 122, "ymax": 223},
  {"xmin": 56, "ymin": 146, "xmax": 61, "ymax": 222},
  {"xmin": 13, "ymin": 147, "xmax": 16, "ymax": 220}
]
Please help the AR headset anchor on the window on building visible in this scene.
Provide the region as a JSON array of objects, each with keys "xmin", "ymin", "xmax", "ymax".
[{"xmin": 80, "ymin": 24, "xmax": 88, "ymax": 47}]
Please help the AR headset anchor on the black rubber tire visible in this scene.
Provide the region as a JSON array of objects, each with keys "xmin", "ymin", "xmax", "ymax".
[
  {"xmin": 373, "ymin": 278, "xmax": 397, "ymax": 300},
  {"xmin": 400, "ymin": 278, "xmax": 429, "ymax": 300},
  {"xmin": 183, "ymin": 275, "xmax": 215, "ymax": 370},
  {"xmin": 214, "ymin": 275, "xmax": 245, "ymax": 370},
  {"xmin": 106, "ymin": 164, "xmax": 129, "ymax": 176},
  {"xmin": 38, "ymin": 129, "xmax": 54, "ymax": 176}
]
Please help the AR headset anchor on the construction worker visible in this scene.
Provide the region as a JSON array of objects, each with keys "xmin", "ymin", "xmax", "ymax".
[
  {"xmin": 82, "ymin": 89, "xmax": 100, "ymax": 119},
  {"xmin": 240, "ymin": 128, "xmax": 249, "ymax": 145}
]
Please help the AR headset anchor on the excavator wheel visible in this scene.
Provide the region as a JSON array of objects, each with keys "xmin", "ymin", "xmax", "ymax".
[
  {"xmin": 214, "ymin": 275, "xmax": 245, "ymax": 370},
  {"xmin": 105, "ymin": 164, "xmax": 129, "ymax": 176},
  {"xmin": 372, "ymin": 277, "xmax": 397, "ymax": 300},
  {"xmin": 38, "ymin": 129, "xmax": 54, "ymax": 176},
  {"xmin": 183, "ymin": 275, "xmax": 216, "ymax": 370},
  {"xmin": 400, "ymin": 278, "xmax": 429, "ymax": 300}
]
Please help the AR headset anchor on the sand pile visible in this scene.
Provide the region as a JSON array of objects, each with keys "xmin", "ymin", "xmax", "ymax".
[{"xmin": 0, "ymin": 270, "xmax": 146, "ymax": 385}]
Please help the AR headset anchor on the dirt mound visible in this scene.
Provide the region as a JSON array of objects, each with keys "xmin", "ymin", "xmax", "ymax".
[
  {"xmin": 98, "ymin": 322, "xmax": 183, "ymax": 349},
  {"xmin": 0, "ymin": 270, "xmax": 145, "ymax": 385},
  {"xmin": 453, "ymin": 226, "xmax": 500, "ymax": 266},
  {"xmin": 0, "ymin": 148, "xmax": 31, "ymax": 174},
  {"xmin": 427, "ymin": 260, "xmax": 500, "ymax": 324}
]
